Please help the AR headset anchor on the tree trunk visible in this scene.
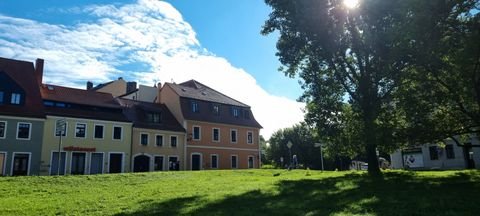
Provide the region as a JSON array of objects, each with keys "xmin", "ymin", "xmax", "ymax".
[{"xmin": 362, "ymin": 100, "xmax": 381, "ymax": 176}]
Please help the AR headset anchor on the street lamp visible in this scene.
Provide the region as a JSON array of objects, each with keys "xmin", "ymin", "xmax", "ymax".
[{"xmin": 314, "ymin": 143, "xmax": 324, "ymax": 171}]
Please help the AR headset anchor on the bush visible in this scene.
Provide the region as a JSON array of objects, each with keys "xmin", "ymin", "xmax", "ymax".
[{"xmin": 261, "ymin": 164, "xmax": 276, "ymax": 169}]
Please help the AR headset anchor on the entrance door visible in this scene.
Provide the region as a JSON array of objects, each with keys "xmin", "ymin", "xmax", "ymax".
[
  {"xmin": 90, "ymin": 153, "xmax": 104, "ymax": 174},
  {"xmin": 50, "ymin": 152, "xmax": 67, "ymax": 175},
  {"xmin": 12, "ymin": 153, "xmax": 30, "ymax": 176},
  {"xmin": 463, "ymin": 146, "xmax": 476, "ymax": 169},
  {"xmin": 109, "ymin": 153, "xmax": 123, "ymax": 173},
  {"xmin": 134, "ymin": 155, "xmax": 150, "ymax": 172},
  {"xmin": 71, "ymin": 152, "xmax": 86, "ymax": 175},
  {"xmin": 0, "ymin": 153, "xmax": 5, "ymax": 176},
  {"xmin": 154, "ymin": 156, "xmax": 164, "ymax": 171},
  {"xmin": 169, "ymin": 157, "xmax": 178, "ymax": 171},
  {"xmin": 191, "ymin": 154, "xmax": 201, "ymax": 171}
]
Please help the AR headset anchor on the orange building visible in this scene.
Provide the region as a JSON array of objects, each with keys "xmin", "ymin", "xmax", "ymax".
[{"xmin": 159, "ymin": 80, "xmax": 262, "ymax": 170}]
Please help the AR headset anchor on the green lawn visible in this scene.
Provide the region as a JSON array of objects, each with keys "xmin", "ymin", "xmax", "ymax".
[{"xmin": 0, "ymin": 169, "xmax": 479, "ymax": 215}]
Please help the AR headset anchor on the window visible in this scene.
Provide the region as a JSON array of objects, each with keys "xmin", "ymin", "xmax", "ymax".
[
  {"xmin": 429, "ymin": 146, "xmax": 439, "ymax": 160},
  {"xmin": 140, "ymin": 133, "xmax": 149, "ymax": 146},
  {"xmin": 191, "ymin": 101, "xmax": 199, "ymax": 113},
  {"xmin": 156, "ymin": 135, "xmax": 164, "ymax": 147},
  {"xmin": 94, "ymin": 125, "xmax": 104, "ymax": 139},
  {"xmin": 230, "ymin": 129, "xmax": 237, "ymax": 143},
  {"xmin": 247, "ymin": 131, "xmax": 254, "ymax": 144},
  {"xmin": 170, "ymin": 136, "xmax": 178, "ymax": 148},
  {"xmin": 169, "ymin": 156, "xmax": 179, "ymax": 171},
  {"xmin": 211, "ymin": 155, "xmax": 218, "ymax": 169},
  {"xmin": 193, "ymin": 126, "xmax": 201, "ymax": 140},
  {"xmin": 248, "ymin": 156, "xmax": 254, "ymax": 169},
  {"xmin": 75, "ymin": 123, "xmax": 86, "ymax": 138},
  {"xmin": 212, "ymin": 104, "xmax": 220, "ymax": 115},
  {"xmin": 113, "ymin": 126, "xmax": 122, "ymax": 140},
  {"xmin": 231, "ymin": 155, "xmax": 238, "ymax": 169},
  {"xmin": 244, "ymin": 110, "xmax": 250, "ymax": 119},
  {"xmin": 10, "ymin": 93, "xmax": 21, "ymax": 104},
  {"xmin": 17, "ymin": 122, "xmax": 31, "ymax": 140},
  {"xmin": 55, "ymin": 120, "xmax": 67, "ymax": 137},
  {"xmin": 146, "ymin": 112, "xmax": 161, "ymax": 123},
  {"xmin": 154, "ymin": 156, "xmax": 164, "ymax": 171},
  {"xmin": 0, "ymin": 91, "xmax": 4, "ymax": 104},
  {"xmin": 446, "ymin": 145, "xmax": 455, "ymax": 159},
  {"xmin": 232, "ymin": 107, "xmax": 239, "ymax": 117},
  {"xmin": 0, "ymin": 121, "xmax": 6, "ymax": 138},
  {"xmin": 212, "ymin": 128, "xmax": 220, "ymax": 142}
]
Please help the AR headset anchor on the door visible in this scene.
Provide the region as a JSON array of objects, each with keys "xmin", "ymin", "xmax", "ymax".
[
  {"xmin": 71, "ymin": 152, "xmax": 86, "ymax": 175},
  {"xmin": 12, "ymin": 153, "xmax": 29, "ymax": 176},
  {"xmin": 154, "ymin": 156, "xmax": 164, "ymax": 171},
  {"xmin": 109, "ymin": 153, "xmax": 123, "ymax": 173},
  {"xmin": 191, "ymin": 154, "xmax": 201, "ymax": 171},
  {"xmin": 169, "ymin": 157, "xmax": 178, "ymax": 171},
  {"xmin": 90, "ymin": 153, "xmax": 104, "ymax": 174},
  {"xmin": 50, "ymin": 152, "xmax": 67, "ymax": 175},
  {"xmin": 134, "ymin": 155, "xmax": 150, "ymax": 172},
  {"xmin": 0, "ymin": 153, "xmax": 5, "ymax": 176},
  {"xmin": 463, "ymin": 146, "xmax": 475, "ymax": 169}
]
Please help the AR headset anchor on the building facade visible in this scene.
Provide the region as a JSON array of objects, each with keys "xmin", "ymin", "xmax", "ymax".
[
  {"xmin": 159, "ymin": 80, "xmax": 262, "ymax": 170},
  {"xmin": 39, "ymin": 85, "xmax": 132, "ymax": 175},
  {"xmin": 0, "ymin": 58, "xmax": 45, "ymax": 176}
]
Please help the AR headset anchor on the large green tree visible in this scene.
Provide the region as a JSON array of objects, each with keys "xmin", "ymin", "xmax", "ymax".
[{"xmin": 262, "ymin": 0, "xmax": 475, "ymax": 175}]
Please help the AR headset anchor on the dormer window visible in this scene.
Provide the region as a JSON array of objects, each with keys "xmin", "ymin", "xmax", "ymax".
[
  {"xmin": 11, "ymin": 93, "xmax": 21, "ymax": 105},
  {"xmin": 191, "ymin": 101, "xmax": 199, "ymax": 113},
  {"xmin": 212, "ymin": 104, "xmax": 220, "ymax": 115},
  {"xmin": 232, "ymin": 107, "xmax": 239, "ymax": 118},
  {"xmin": 147, "ymin": 112, "xmax": 161, "ymax": 123},
  {"xmin": 244, "ymin": 110, "xmax": 250, "ymax": 119}
]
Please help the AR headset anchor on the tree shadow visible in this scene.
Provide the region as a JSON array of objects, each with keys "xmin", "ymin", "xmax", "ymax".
[{"xmin": 117, "ymin": 171, "xmax": 480, "ymax": 215}]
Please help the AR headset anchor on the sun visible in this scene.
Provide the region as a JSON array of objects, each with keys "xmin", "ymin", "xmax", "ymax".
[{"xmin": 343, "ymin": 0, "xmax": 359, "ymax": 9}]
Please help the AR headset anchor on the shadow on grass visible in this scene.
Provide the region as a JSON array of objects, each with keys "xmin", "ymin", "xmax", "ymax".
[
  {"xmin": 120, "ymin": 171, "xmax": 480, "ymax": 215},
  {"xmin": 115, "ymin": 196, "xmax": 200, "ymax": 216}
]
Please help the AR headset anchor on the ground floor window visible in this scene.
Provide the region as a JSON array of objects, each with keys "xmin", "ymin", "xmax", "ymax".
[
  {"xmin": 169, "ymin": 156, "xmax": 179, "ymax": 171},
  {"xmin": 90, "ymin": 153, "xmax": 104, "ymax": 174},
  {"xmin": 50, "ymin": 152, "xmax": 67, "ymax": 175},
  {"xmin": 71, "ymin": 152, "xmax": 86, "ymax": 175},
  {"xmin": 248, "ymin": 156, "xmax": 254, "ymax": 169},
  {"xmin": 12, "ymin": 153, "xmax": 30, "ymax": 176},
  {"xmin": 231, "ymin": 155, "xmax": 238, "ymax": 169},
  {"xmin": 211, "ymin": 155, "xmax": 218, "ymax": 169},
  {"xmin": 0, "ymin": 152, "xmax": 6, "ymax": 176},
  {"xmin": 154, "ymin": 156, "xmax": 164, "ymax": 171}
]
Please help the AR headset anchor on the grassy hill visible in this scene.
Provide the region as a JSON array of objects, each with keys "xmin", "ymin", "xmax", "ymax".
[{"xmin": 0, "ymin": 169, "xmax": 479, "ymax": 215}]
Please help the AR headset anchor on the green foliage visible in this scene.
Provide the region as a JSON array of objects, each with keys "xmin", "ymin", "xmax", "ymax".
[{"xmin": 1, "ymin": 170, "xmax": 480, "ymax": 215}]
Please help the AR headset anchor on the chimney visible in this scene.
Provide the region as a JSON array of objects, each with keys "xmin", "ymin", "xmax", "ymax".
[
  {"xmin": 126, "ymin": 82, "xmax": 137, "ymax": 93},
  {"xmin": 35, "ymin": 58, "xmax": 44, "ymax": 85},
  {"xmin": 156, "ymin": 82, "xmax": 162, "ymax": 103},
  {"xmin": 86, "ymin": 81, "xmax": 93, "ymax": 90}
]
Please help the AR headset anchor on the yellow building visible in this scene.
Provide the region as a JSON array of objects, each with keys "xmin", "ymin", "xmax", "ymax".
[{"xmin": 39, "ymin": 84, "xmax": 132, "ymax": 175}]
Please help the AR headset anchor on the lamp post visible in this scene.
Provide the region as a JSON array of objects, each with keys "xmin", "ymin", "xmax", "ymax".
[
  {"xmin": 56, "ymin": 119, "xmax": 66, "ymax": 176},
  {"xmin": 287, "ymin": 141, "xmax": 293, "ymax": 169},
  {"xmin": 314, "ymin": 143, "xmax": 324, "ymax": 171}
]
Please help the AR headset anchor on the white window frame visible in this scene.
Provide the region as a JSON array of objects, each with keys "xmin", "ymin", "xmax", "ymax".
[
  {"xmin": 75, "ymin": 123, "xmax": 87, "ymax": 139},
  {"xmin": 212, "ymin": 128, "xmax": 220, "ymax": 142},
  {"xmin": 16, "ymin": 122, "xmax": 32, "ymax": 140},
  {"xmin": 93, "ymin": 124, "xmax": 105, "ymax": 140},
  {"xmin": 210, "ymin": 154, "xmax": 219, "ymax": 169},
  {"xmin": 0, "ymin": 121, "xmax": 7, "ymax": 139},
  {"xmin": 230, "ymin": 129, "xmax": 238, "ymax": 144},
  {"xmin": 54, "ymin": 120, "xmax": 68, "ymax": 137},
  {"xmin": 0, "ymin": 151, "xmax": 7, "ymax": 176},
  {"xmin": 112, "ymin": 125, "xmax": 123, "ymax": 141},
  {"xmin": 69, "ymin": 151, "xmax": 88, "ymax": 175},
  {"xmin": 140, "ymin": 133, "xmax": 149, "ymax": 146},
  {"xmin": 89, "ymin": 152, "xmax": 105, "ymax": 174},
  {"xmin": 153, "ymin": 155, "xmax": 165, "ymax": 171},
  {"xmin": 11, "ymin": 152, "xmax": 31, "ymax": 176},
  {"xmin": 155, "ymin": 134, "xmax": 164, "ymax": 147},
  {"xmin": 247, "ymin": 131, "xmax": 254, "ymax": 144},
  {"xmin": 248, "ymin": 155, "xmax": 255, "ymax": 169},
  {"xmin": 192, "ymin": 125, "xmax": 201, "ymax": 141},
  {"xmin": 10, "ymin": 93, "xmax": 21, "ymax": 104},
  {"xmin": 49, "ymin": 151, "xmax": 68, "ymax": 175},
  {"xmin": 231, "ymin": 154, "xmax": 238, "ymax": 169},
  {"xmin": 170, "ymin": 135, "xmax": 178, "ymax": 148}
]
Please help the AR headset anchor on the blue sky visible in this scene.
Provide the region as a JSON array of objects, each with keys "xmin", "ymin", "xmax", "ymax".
[{"xmin": 0, "ymin": 0, "xmax": 304, "ymax": 138}]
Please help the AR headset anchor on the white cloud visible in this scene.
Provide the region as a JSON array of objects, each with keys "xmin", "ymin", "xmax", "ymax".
[{"xmin": 0, "ymin": 0, "xmax": 304, "ymax": 138}]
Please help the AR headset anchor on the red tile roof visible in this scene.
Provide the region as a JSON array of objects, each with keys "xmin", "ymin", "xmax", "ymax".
[
  {"xmin": 40, "ymin": 84, "xmax": 121, "ymax": 109},
  {"xmin": 0, "ymin": 57, "xmax": 45, "ymax": 118}
]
